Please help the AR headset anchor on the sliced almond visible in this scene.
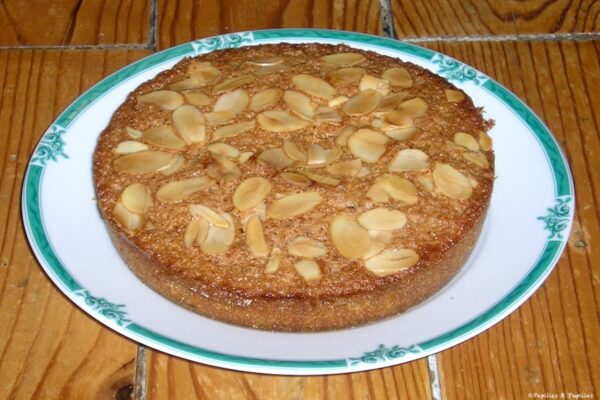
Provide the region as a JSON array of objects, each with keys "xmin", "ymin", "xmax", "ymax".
[
  {"xmin": 463, "ymin": 151, "xmax": 489, "ymax": 168},
  {"xmin": 445, "ymin": 139, "xmax": 467, "ymax": 153},
  {"xmin": 257, "ymin": 148, "xmax": 294, "ymax": 169},
  {"xmin": 200, "ymin": 212, "xmax": 235, "ymax": 255},
  {"xmin": 389, "ymin": 149, "xmax": 429, "ymax": 172},
  {"xmin": 233, "ymin": 177, "xmax": 272, "ymax": 211},
  {"xmin": 246, "ymin": 215, "xmax": 269, "ymax": 257},
  {"xmin": 240, "ymin": 201, "xmax": 267, "ymax": 225},
  {"xmin": 126, "ymin": 127, "xmax": 142, "ymax": 139},
  {"xmin": 417, "ymin": 173, "xmax": 434, "ymax": 192},
  {"xmin": 342, "ymin": 89, "xmax": 382, "ymax": 116},
  {"xmin": 247, "ymin": 56, "xmax": 284, "ymax": 66},
  {"xmin": 207, "ymin": 143, "xmax": 240, "ymax": 158},
  {"xmin": 194, "ymin": 218, "xmax": 210, "ymax": 245},
  {"xmin": 301, "ymin": 170, "xmax": 340, "ymax": 186},
  {"xmin": 283, "ymin": 140, "xmax": 307, "ymax": 162},
  {"xmin": 284, "ymin": 90, "xmax": 314, "ymax": 120},
  {"xmin": 374, "ymin": 92, "xmax": 410, "ymax": 114},
  {"xmin": 330, "ymin": 215, "xmax": 370, "ymax": 259},
  {"xmin": 157, "ymin": 176, "xmax": 213, "ymax": 202},
  {"xmin": 320, "ymin": 53, "xmax": 365, "ymax": 66},
  {"xmin": 365, "ymin": 248, "xmax": 419, "ymax": 276},
  {"xmin": 113, "ymin": 151, "xmax": 175, "ymax": 174},
  {"xmin": 398, "ymin": 97, "xmax": 428, "ymax": 118},
  {"xmin": 265, "ymin": 248, "xmax": 284, "ymax": 273},
  {"xmin": 267, "ymin": 192, "xmax": 322, "ymax": 219},
  {"xmin": 121, "ymin": 183, "xmax": 152, "ymax": 214},
  {"xmin": 254, "ymin": 63, "xmax": 289, "ymax": 76},
  {"xmin": 203, "ymin": 111, "xmax": 236, "ymax": 125},
  {"xmin": 212, "ymin": 119, "xmax": 255, "ymax": 140},
  {"xmin": 479, "ymin": 130, "xmax": 493, "ymax": 151},
  {"xmin": 358, "ymin": 208, "xmax": 407, "ymax": 231},
  {"xmin": 336, "ymin": 125, "xmax": 358, "ymax": 146},
  {"xmin": 382, "ymin": 67, "xmax": 413, "ymax": 88},
  {"xmin": 209, "ymin": 153, "xmax": 241, "ymax": 180},
  {"xmin": 327, "ymin": 67, "xmax": 366, "ymax": 86},
  {"xmin": 306, "ymin": 144, "xmax": 326, "ymax": 165},
  {"xmin": 213, "ymin": 89, "xmax": 249, "ymax": 114},
  {"xmin": 279, "ymin": 172, "xmax": 312, "ymax": 187},
  {"xmin": 357, "ymin": 166, "xmax": 371, "ymax": 177},
  {"xmin": 183, "ymin": 91, "xmax": 211, "ymax": 106},
  {"xmin": 287, "ymin": 237, "xmax": 326, "ymax": 258},
  {"xmin": 384, "ymin": 126, "xmax": 418, "ymax": 141},
  {"xmin": 432, "ymin": 162, "xmax": 473, "ymax": 200},
  {"xmin": 347, "ymin": 128, "xmax": 389, "ymax": 163},
  {"xmin": 314, "ymin": 105, "xmax": 341, "ymax": 124},
  {"xmin": 328, "ymin": 96, "xmax": 349, "ymax": 108},
  {"xmin": 384, "ymin": 111, "xmax": 414, "ymax": 128},
  {"xmin": 184, "ymin": 219, "xmax": 209, "ymax": 248},
  {"xmin": 381, "ymin": 174, "xmax": 419, "ymax": 204},
  {"xmin": 364, "ymin": 230, "xmax": 393, "ymax": 259},
  {"xmin": 188, "ymin": 61, "xmax": 221, "ymax": 86},
  {"xmin": 326, "ymin": 158, "xmax": 362, "ymax": 176},
  {"xmin": 249, "ymin": 88, "xmax": 283, "ymax": 112},
  {"xmin": 291, "ymin": 74, "xmax": 336, "ymax": 100},
  {"xmin": 137, "ymin": 90, "xmax": 184, "ymax": 111},
  {"xmin": 238, "ymin": 151, "xmax": 254, "ymax": 164},
  {"xmin": 445, "ymin": 89, "xmax": 465, "ymax": 102},
  {"xmin": 213, "ymin": 74, "xmax": 254, "ymax": 92},
  {"xmin": 257, "ymin": 111, "xmax": 309, "ymax": 132},
  {"xmin": 159, "ymin": 154, "xmax": 184, "ymax": 176},
  {"xmin": 359, "ymin": 74, "xmax": 390, "ymax": 96},
  {"xmin": 142, "ymin": 126, "xmax": 186, "ymax": 150},
  {"xmin": 114, "ymin": 141, "xmax": 149, "ymax": 154},
  {"xmin": 172, "ymin": 105, "xmax": 206, "ymax": 144},
  {"xmin": 188, "ymin": 204, "xmax": 229, "ymax": 228},
  {"xmin": 167, "ymin": 78, "xmax": 200, "ymax": 91},
  {"xmin": 454, "ymin": 132, "xmax": 480, "ymax": 151},
  {"xmin": 294, "ymin": 260, "xmax": 321, "ymax": 282},
  {"xmin": 113, "ymin": 202, "xmax": 142, "ymax": 234}
]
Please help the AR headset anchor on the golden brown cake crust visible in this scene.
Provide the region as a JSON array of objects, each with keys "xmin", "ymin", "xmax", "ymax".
[{"xmin": 93, "ymin": 43, "xmax": 494, "ymax": 331}]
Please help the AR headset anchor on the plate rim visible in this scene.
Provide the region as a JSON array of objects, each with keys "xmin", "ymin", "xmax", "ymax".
[{"xmin": 21, "ymin": 28, "xmax": 575, "ymax": 374}]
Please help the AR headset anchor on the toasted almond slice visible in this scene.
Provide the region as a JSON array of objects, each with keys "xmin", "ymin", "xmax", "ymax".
[
  {"xmin": 324, "ymin": 147, "xmax": 343, "ymax": 165},
  {"xmin": 454, "ymin": 132, "xmax": 480, "ymax": 151},
  {"xmin": 384, "ymin": 126, "xmax": 418, "ymax": 141},
  {"xmin": 330, "ymin": 215, "xmax": 370, "ymax": 259},
  {"xmin": 183, "ymin": 91, "xmax": 210, "ymax": 106},
  {"xmin": 114, "ymin": 141, "xmax": 149, "ymax": 154},
  {"xmin": 326, "ymin": 158, "xmax": 362, "ymax": 176},
  {"xmin": 301, "ymin": 170, "xmax": 340, "ymax": 186},
  {"xmin": 113, "ymin": 151, "xmax": 175, "ymax": 174},
  {"xmin": 172, "ymin": 105, "xmax": 206, "ymax": 144},
  {"xmin": 142, "ymin": 126, "xmax": 186, "ymax": 149},
  {"xmin": 389, "ymin": 149, "xmax": 429, "ymax": 172},
  {"xmin": 233, "ymin": 177, "xmax": 272, "ymax": 211},
  {"xmin": 306, "ymin": 144, "xmax": 326, "ymax": 165},
  {"xmin": 213, "ymin": 89, "xmax": 249, "ymax": 114},
  {"xmin": 292, "ymin": 74, "xmax": 336, "ymax": 99},
  {"xmin": 254, "ymin": 63, "xmax": 289, "ymax": 76},
  {"xmin": 283, "ymin": 90, "xmax": 314, "ymax": 120},
  {"xmin": 121, "ymin": 183, "xmax": 152, "ymax": 214},
  {"xmin": 384, "ymin": 111, "xmax": 414, "ymax": 128},
  {"xmin": 113, "ymin": 202, "xmax": 142, "ymax": 234},
  {"xmin": 373, "ymin": 119, "xmax": 386, "ymax": 131},
  {"xmin": 365, "ymin": 248, "xmax": 419, "ymax": 276},
  {"xmin": 126, "ymin": 127, "xmax": 142, "ymax": 139},
  {"xmin": 328, "ymin": 96, "xmax": 349, "ymax": 108},
  {"xmin": 359, "ymin": 75, "xmax": 390, "ymax": 96},
  {"xmin": 363, "ymin": 239, "xmax": 386, "ymax": 259},
  {"xmin": 246, "ymin": 215, "xmax": 269, "ymax": 257},
  {"xmin": 249, "ymin": 88, "xmax": 283, "ymax": 112},
  {"xmin": 374, "ymin": 92, "xmax": 410, "ymax": 114},
  {"xmin": 314, "ymin": 105, "xmax": 341, "ymax": 124},
  {"xmin": 184, "ymin": 220, "xmax": 202, "ymax": 247},
  {"xmin": 336, "ymin": 125, "xmax": 358, "ymax": 146},
  {"xmin": 342, "ymin": 89, "xmax": 382, "ymax": 116},
  {"xmin": 347, "ymin": 128, "xmax": 389, "ymax": 163},
  {"xmin": 240, "ymin": 200, "xmax": 267, "ymax": 225},
  {"xmin": 200, "ymin": 212, "xmax": 235, "ymax": 255},
  {"xmin": 213, "ymin": 74, "xmax": 254, "ymax": 92},
  {"xmin": 203, "ymin": 111, "xmax": 236, "ymax": 125},
  {"xmin": 381, "ymin": 174, "xmax": 419, "ymax": 204},
  {"xmin": 463, "ymin": 151, "xmax": 490, "ymax": 168},
  {"xmin": 247, "ymin": 56, "xmax": 284, "ymax": 66},
  {"xmin": 267, "ymin": 192, "xmax": 322, "ymax": 219},
  {"xmin": 445, "ymin": 89, "xmax": 465, "ymax": 102},
  {"xmin": 212, "ymin": 119, "xmax": 255, "ymax": 140},
  {"xmin": 320, "ymin": 52, "xmax": 365, "ymax": 66},
  {"xmin": 445, "ymin": 139, "xmax": 467, "ymax": 153},
  {"xmin": 366, "ymin": 181, "xmax": 390, "ymax": 203},
  {"xmin": 257, "ymin": 148, "xmax": 294, "ymax": 169},
  {"xmin": 479, "ymin": 130, "xmax": 493, "ymax": 151},
  {"xmin": 283, "ymin": 140, "xmax": 307, "ymax": 162},
  {"xmin": 417, "ymin": 173, "xmax": 435, "ymax": 192},
  {"xmin": 358, "ymin": 208, "xmax": 407, "ymax": 231},
  {"xmin": 382, "ymin": 67, "xmax": 413, "ymax": 88},
  {"xmin": 159, "ymin": 154, "xmax": 184, "ymax": 176},
  {"xmin": 257, "ymin": 111, "xmax": 309, "ymax": 132},
  {"xmin": 294, "ymin": 260, "xmax": 321, "ymax": 282},
  {"xmin": 157, "ymin": 176, "xmax": 213, "ymax": 202},
  {"xmin": 207, "ymin": 143, "xmax": 240, "ymax": 158},
  {"xmin": 327, "ymin": 67, "xmax": 366, "ymax": 86},
  {"xmin": 279, "ymin": 172, "xmax": 312, "ymax": 187},
  {"xmin": 188, "ymin": 204, "xmax": 229, "ymax": 228},
  {"xmin": 211, "ymin": 154, "xmax": 241, "ymax": 179},
  {"xmin": 238, "ymin": 151, "xmax": 254, "ymax": 164},
  {"xmin": 358, "ymin": 166, "xmax": 371, "ymax": 177},
  {"xmin": 432, "ymin": 162, "xmax": 473, "ymax": 200},
  {"xmin": 364, "ymin": 230, "xmax": 393, "ymax": 259},
  {"xmin": 167, "ymin": 78, "xmax": 200, "ymax": 91},
  {"xmin": 188, "ymin": 61, "xmax": 221, "ymax": 86},
  {"xmin": 137, "ymin": 90, "xmax": 184, "ymax": 110},
  {"xmin": 398, "ymin": 97, "xmax": 428, "ymax": 118},
  {"xmin": 265, "ymin": 248, "xmax": 283, "ymax": 273},
  {"xmin": 287, "ymin": 236, "xmax": 326, "ymax": 258},
  {"xmin": 194, "ymin": 218, "xmax": 210, "ymax": 245}
]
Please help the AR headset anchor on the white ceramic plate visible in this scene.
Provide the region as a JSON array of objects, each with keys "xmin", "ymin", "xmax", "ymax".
[{"xmin": 22, "ymin": 29, "xmax": 574, "ymax": 375}]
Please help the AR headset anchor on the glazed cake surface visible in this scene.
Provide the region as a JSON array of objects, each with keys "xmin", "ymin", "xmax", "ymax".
[{"xmin": 93, "ymin": 43, "xmax": 494, "ymax": 331}]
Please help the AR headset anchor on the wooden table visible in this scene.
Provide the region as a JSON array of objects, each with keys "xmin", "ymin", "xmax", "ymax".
[{"xmin": 0, "ymin": 1, "xmax": 598, "ymax": 399}]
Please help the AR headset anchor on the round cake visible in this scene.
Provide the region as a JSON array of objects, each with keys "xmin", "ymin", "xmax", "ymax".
[{"xmin": 93, "ymin": 43, "xmax": 494, "ymax": 331}]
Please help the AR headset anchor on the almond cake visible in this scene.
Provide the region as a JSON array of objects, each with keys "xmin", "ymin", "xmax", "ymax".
[{"xmin": 93, "ymin": 43, "xmax": 494, "ymax": 331}]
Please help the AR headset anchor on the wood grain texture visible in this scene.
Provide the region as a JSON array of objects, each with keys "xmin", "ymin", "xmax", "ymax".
[
  {"xmin": 156, "ymin": 0, "xmax": 382, "ymax": 49},
  {"xmin": 146, "ymin": 351, "xmax": 432, "ymax": 399},
  {"xmin": 0, "ymin": 0, "xmax": 149, "ymax": 46},
  {"xmin": 0, "ymin": 49, "xmax": 150, "ymax": 399},
  {"xmin": 415, "ymin": 40, "xmax": 600, "ymax": 399},
  {"xmin": 392, "ymin": 0, "xmax": 600, "ymax": 37}
]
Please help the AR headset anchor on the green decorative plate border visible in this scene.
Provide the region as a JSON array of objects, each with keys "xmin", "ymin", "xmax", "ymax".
[{"xmin": 21, "ymin": 29, "xmax": 574, "ymax": 374}]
